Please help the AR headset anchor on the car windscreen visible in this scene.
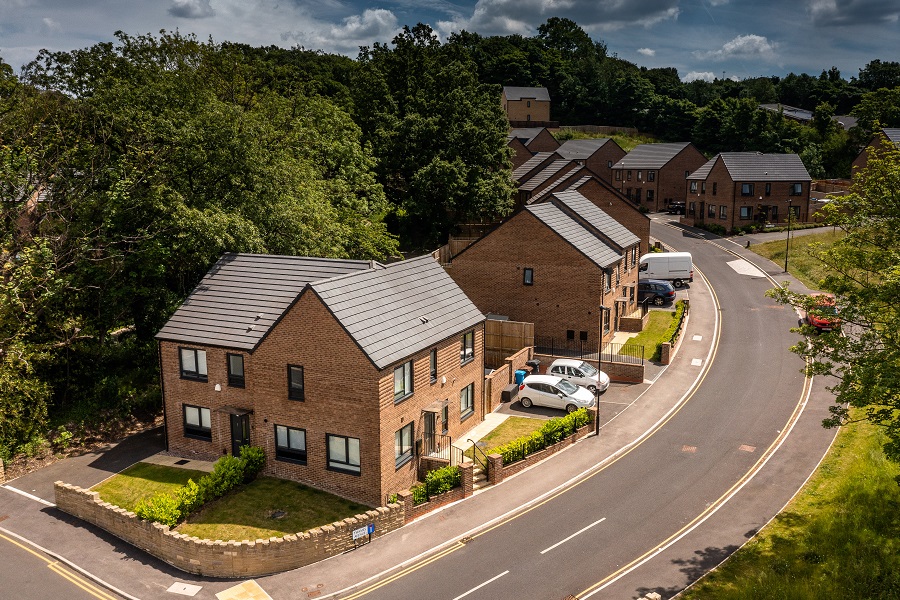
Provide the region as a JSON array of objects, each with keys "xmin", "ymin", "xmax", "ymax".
[
  {"xmin": 556, "ymin": 380, "xmax": 579, "ymax": 395},
  {"xmin": 579, "ymin": 362, "xmax": 598, "ymax": 376}
]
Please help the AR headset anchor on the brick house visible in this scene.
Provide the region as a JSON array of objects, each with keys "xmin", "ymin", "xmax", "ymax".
[
  {"xmin": 555, "ymin": 138, "xmax": 627, "ymax": 184},
  {"xmin": 448, "ymin": 190, "xmax": 641, "ymax": 352},
  {"xmin": 156, "ymin": 254, "xmax": 485, "ymax": 507},
  {"xmin": 507, "ymin": 135, "xmax": 533, "ymax": 169},
  {"xmin": 508, "ymin": 127, "xmax": 561, "ymax": 153},
  {"xmin": 515, "ymin": 159, "xmax": 580, "ymax": 206},
  {"xmin": 852, "ymin": 128, "xmax": 900, "ymax": 174},
  {"xmin": 685, "ymin": 152, "xmax": 811, "ymax": 232},
  {"xmin": 612, "ymin": 142, "xmax": 707, "ymax": 212},
  {"xmin": 502, "ymin": 87, "xmax": 551, "ymax": 124}
]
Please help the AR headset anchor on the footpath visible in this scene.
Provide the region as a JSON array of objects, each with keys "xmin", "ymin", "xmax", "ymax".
[{"xmin": 0, "ymin": 227, "xmax": 808, "ymax": 600}]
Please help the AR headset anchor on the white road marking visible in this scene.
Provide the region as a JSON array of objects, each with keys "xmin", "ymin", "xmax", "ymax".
[
  {"xmin": 726, "ymin": 259, "xmax": 766, "ymax": 277},
  {"xmin": 167, "ymin": 582, "xmax": 202, "ymax": 596},
  {"xmin": 691, "ymin": 358, "xmax": 703, "ymax": 367},
  {"xmin": 451, "ymin": 571, "xmax": 509, "ymax": 600},
  {"xmin": 2, "ymin": 485, "xmax": 55, "ymax": 507},
  {"xmin": 541, "ymin": 518, "xmax": 607, "ymax": 554},
  {"xmin": 692, "ymin": 335, "xmax": 703, "ymax": 341}
]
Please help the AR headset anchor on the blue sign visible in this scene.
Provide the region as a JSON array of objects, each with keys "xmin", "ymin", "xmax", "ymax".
[{"xmin": 367, "ymin": 523, "xmax": 375, "ymax": 535}]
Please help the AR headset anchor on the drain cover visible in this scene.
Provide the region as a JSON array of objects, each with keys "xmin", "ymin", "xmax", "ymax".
[
  {"xmin": 269, "ymin": 510, "xmax": 287, "ymax": 519},
  {"xmin": 174, "ymin": 459, "xmax": 190, "ymax": 465}
]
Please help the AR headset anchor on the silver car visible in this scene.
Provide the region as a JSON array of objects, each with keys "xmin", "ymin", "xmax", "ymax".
[{"xmin": 518, "ymin": 375, "xmax": 596, "ymax": 413}]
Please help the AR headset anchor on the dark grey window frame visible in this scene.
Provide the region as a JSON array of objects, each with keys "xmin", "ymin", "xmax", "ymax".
[
  {"xmin": 179, "ymin": 347, "xmax": 208, "ymax": 382},
  {"xmin": 326, "ymin": 433, "xmax": 361, "ymax": 475},
  {"xmin": 460, "ymin": 331, "xmax": 475, "ymax": 365},
  {"xmin": 274, "ymin": 424, "xmax": 307, "ymax": 465},
  {"xmin": 394, "ymin": 360, "xmax": 413, "ymax": 402},
  {"xmin": 460, "ymin": 383, "xmax": 475, "ymax": 420},
  {"xmin": 183, "ymin": 404, "xmax": 211, "ymax": 441},
  {"xmin": 429, "ymin": 348, "xmax": 438, "ymax": 383},
  {"xmin": 395, "ymin": 422, "xmax": 414, "ymax": 468},
  {"xmin": 741, "ymin": 183, "xmax": 754, "ymax": 196},
  {"xmin": 523, "ymin": 267, "xmax": 534, "ymax": 286},
  {"xmin": 288, "ymin": 365, "xmax": 305, "ymax": 401},
  {"xmin": 227, "ymin": 353, "xmax": 245, "ymax": 388}
]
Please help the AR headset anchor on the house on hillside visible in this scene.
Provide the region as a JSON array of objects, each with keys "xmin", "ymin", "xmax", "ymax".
[
  {"xmin": 448, "ymin": 190, "xmax": 641, "ymax": 353},
  {"xmin": 685, "ymin": 152, "xmax": 811, "ymax": 232},
  {"xmin": 555, "ymin": 138, "xmax": 626, "ymax": 184},
  {"xmin": 502, "ymin": 87, "xmax": 551, "ymax": 126},
  {"xmin": 852, "ymin": 128, "xmax": 900, "ymax": 173},
  {"xmin": 156, "ymin": 254, "xmax": 485, "ymax": 507},
  {"xmin": 612, "ymin": 142, "xmax": 707, "ymax": 212},
  {"xmin": 508, "ymin": 127, "xmax": 560, "ymax": 153},
  {"xmin": 759, "ymin": 103, "xmax": 857, "ymax": 131}
]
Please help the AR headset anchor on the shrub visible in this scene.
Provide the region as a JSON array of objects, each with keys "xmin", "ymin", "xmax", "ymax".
[
  {"xmin": 175, "ymin": 479, "xmax": 204, "ymax": 516},
  {"xmin": 663, "ymin": 300, "xmax": 688, "ymax": 344},
  {"xmin": 134, "ymin": 492, "xmax": 182, "ymax": 527},
  {"xmin": 410, "ymin": 484, "xmax": 428, "ymax": 506},
  {"xmin": 492, "ymin": 409, "xmax": 590, "ymax": 465},
  {"xmin": 239, "ymin": 446, "xmax": 265, "ymax": 482},
  {"xmin": 198, "ymin": 454, "xmax": 246, "ymax": 502},
  {"xmin": 425, "ymin": 465, "xmax": 461, "ymax": 496}
]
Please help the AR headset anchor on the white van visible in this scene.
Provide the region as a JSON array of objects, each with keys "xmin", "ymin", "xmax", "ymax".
[{"xmin": 638, "ymin": 252, "xmax": 693, "ymax": 288}]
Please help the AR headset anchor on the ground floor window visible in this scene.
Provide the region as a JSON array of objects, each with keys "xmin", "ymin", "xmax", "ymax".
[
  {"xmin": 183, "ymin": 404, "xmax": 211, "ymax": 440},
  {"xmin": 460, "ymin": 383, "xmax": 475, "ymax": 420},
  {"xmin": 327, "ymin": 434, "xmax": 360, "ymax": 474},
  {"xmin": 708, "ymin": 204, "xmax": 716, "ymax": 218},
  {"xmin": 275, "ymin": 424, "xmax": 307, "ymax": 464},
  {"xmin": 395, "ymin": 422, "xmax": 414, "ymax": 468},
  {"xmin": 720, "ymin": 205, "xmax": 727, "ymax": 220},
  {"xmin": 740, "ymin": 206, "xmax": 752, "ymax": 219}
]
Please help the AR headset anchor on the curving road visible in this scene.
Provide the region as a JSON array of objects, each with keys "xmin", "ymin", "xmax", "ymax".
[{"xmin": 329, "ymin": 218, "xmax": 838, "ymax": 600}]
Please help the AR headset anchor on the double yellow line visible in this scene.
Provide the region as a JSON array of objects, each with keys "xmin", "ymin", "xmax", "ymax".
[{"xmin": 0, "ymin": 531, "xmax": 121, "ymax": 600}]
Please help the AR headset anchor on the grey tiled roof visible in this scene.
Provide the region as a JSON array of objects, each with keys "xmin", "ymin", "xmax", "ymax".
[
  {"xmin": 519, "ymin": 160, "xmax": 575, "ymax": 192},
  {"xmin": 687, "ymin": 157, "xmax": 717, "ymax": 180},
  {"xmin": 527, "ymin": 166, "xmax": 589, "ymax": 204},
  {"xmin": 504, "ymin": 86, "xmax": 550, "ymax": 101},
  {"xmin": 513, "ymin": 152, "xmax": 557, "ymax": 181},
  {"xmin": 551, "ymin": 190, "xmax": 640, "ymax": 249},
  {"xmin": 698, "ymin": 152, "xmax": 811, "ymax": 181},
  {"xmin": 156, "ymin": 254, "xmax": 484, "ymax": 369},
  {"xmin": 614, "ymin": 142, "xmax": 692, "ymax": 170},
  {"xmin": 509, "ymin": 127, "xmax": 548, "ymax": 145},
  {"xmin": 312, "ymin": 255, "xmax": 484, "ymax": 370},
  {"xmin": 555, "ymin": 138, "xmax": 612, "ymax": 160},
  {"xmin": 526, "ymin": 203, "xmax": 621, "ymax": 268},
  {"xmin": 760, "ymin": 103, "xmax": 813, "ymax": 122},
  {"xmin": 884, "ymin": 128, "xmax": 900, "ymax": 144}
]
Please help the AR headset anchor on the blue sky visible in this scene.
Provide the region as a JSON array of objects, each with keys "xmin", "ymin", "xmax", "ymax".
[{"xmin": 1, "ymin": 0, "xmax": 898, "ymax": 83}]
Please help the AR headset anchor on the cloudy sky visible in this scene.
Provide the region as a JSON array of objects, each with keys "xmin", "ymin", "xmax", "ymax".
[{"xmin": 1, "ymin": 0, "xmax": 898, "ymax": 82}]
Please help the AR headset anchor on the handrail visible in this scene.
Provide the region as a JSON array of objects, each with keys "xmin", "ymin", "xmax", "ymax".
[{"xmin": 467, "ymin": 438, "xmax": 489, "ymax": 472}]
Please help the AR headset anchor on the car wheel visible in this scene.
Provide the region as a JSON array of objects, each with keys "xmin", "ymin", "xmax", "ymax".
[
  {"xmin": 653, "ymin": 295, "xmax": 665, "ymax": 306},
  {"xmin": 565, "ymin": 403, "xmax": 578, "ymax": 414},
  {"xmin": 587, "ymin": 385, "xmax": 597, "ymax": 393},
  {"xmin": 673, "ymin": 279, "xmax": 684, "ymax": 288},
  {"xmin": 520, "ymin": 397, "xmax": 532, "ymax": 408}
]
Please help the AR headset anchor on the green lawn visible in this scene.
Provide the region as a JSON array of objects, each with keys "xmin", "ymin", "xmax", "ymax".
[
  {"xmin": 465, "ymin": 416, "xmax": 546, "ymax": 461},
  {"xmin": 623, "ymin": 309, "xmax": 678, "ymax": 361},
  {"xmin": 177, "ymin": 477, "xmax": 370, "ymax": 540},
  {"xmin": 92, "ymin": 462, "xmax": 207, "ymax": 511},
  {"xmin": 749, "ymin": 229, "xmax": 845, "ymax": 289},
  {"xmin": 681, "ymin": 417, "xmax": 900, "ymax": 598}
]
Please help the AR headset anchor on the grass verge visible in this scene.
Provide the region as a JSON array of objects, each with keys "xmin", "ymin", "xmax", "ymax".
[
  {"xmin": 178, "ymin": 476, "xmax": 370, "ymax": 540},
  {"xmin": 465, "ymin": 416, "xmax": 546, "ymax": 461},
  {"xmin": 92, "ymin": 462, "xmax": 207, "ymax": 511},
  {"xmin": 680, "ymin": 417, "xmax": 900, "ymax": 599},
  {"xmin": 622, "ymin": 309, "xmax": 677, "ymax": 361},
  {"xmin": 749, "ymin": 229, "xmax": 844, "ymax": 289}
]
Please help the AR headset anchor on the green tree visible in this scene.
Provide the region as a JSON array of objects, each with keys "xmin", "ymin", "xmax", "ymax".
[
  {"xmin": 852, "ymin": 86, "xmax": 900, "ymax": 132},
  {"xmin": 769, "ymin": 137, "xmax": 900, "ymax": 466}
]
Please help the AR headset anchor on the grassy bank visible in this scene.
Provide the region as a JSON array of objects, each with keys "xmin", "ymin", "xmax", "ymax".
[{"xmin": 749, "ymin": 229, "xmax": 844, "ymax": 289}]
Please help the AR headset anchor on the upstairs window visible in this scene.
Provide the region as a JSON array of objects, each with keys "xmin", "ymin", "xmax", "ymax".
[
  {"xmin": 460, "ymin": 331, "xmax": 475, "ymax": 364},
  {"xmin": 712, "ymin": 182, "xmax": 717, "ymax": 195},
  {"xmin": 523, "ymin": 267, "xmax": 534, "ymax": 286},
  {"xmin": 741, "ymin": 183, "xmax": 754, "ymax": 196},
  {"xmin": 179, "ymin": 348, "xmax": 208, "ymax": 381},
  {"xmin": 790, "ymin": 183, "xmax": 803, "ymax": 196},
  {"xmin": 227, "ymin": 353, "xmax": 244, "ymax": 388},
  {"xmin": 690, "ymin": 181, "xmax": 698, "ymax": 193},
  {"xmin": 648, "ymin": 171, "xmax": 656, "ymax": 182},
  {"xmin": 394, "ymin": 361, "xmax": 413, "ymax": 401},
  {"xmin": 288, "ymin": 365, "xmax": 305, "ymax": 401},
  {"xmin": 430, "ymin": 348, "xmax": 438, "ymax": 383},
  {"xmin": 615, "ymin": 170, "xmax": 622, "ymax": 181},
  {"xmin": 627, "ymin": 170, "xmax": 632, "ymax": 181}
]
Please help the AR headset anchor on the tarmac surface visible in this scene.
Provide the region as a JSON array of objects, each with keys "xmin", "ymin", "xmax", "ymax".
[{"xmin": 0, "ymin": 220, "xmax": 834, "ymax": 600}]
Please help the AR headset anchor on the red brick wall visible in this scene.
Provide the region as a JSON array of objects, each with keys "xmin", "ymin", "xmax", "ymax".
[
  {"xmin": 525, "ymin": 129, "xmax": 561, "ymax": 152},
  {"xmin": 585, "ymin": 143, "xmax": 627, "ymax": 185},
  {"xmin": 613, "ymin": 145, "xmax": 707, "ymax": 212},
  {"xmin": 572, "ymin": 178, "xmax": 651, "ymax": 256},
  {"xmin": 508, "ymin": 138, "xmax": 532, "ymax": 169}
]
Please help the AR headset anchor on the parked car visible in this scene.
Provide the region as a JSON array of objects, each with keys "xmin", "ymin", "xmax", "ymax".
[
  {"xmin": 518, "ymin": 375, "xmax": 596, "ymax": 413},
  {"xmin": 804, "ymin": 293, "xmax": 841, "ymax": 333},
  {"xmin": 638, "ymin": 279, "xmax": 676, "ymax": 306},
  {"xmin": 667, "ymin": 201, "xmax": 686, "ymax": 214},
  {"xmin": 548, "ymin": 358, "xmax": 610, "ymax": 393}
]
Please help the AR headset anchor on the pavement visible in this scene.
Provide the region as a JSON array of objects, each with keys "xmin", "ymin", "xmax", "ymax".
[{"xmin": 0, "ymin": 219, "xmax": 822, "ymax": 600}]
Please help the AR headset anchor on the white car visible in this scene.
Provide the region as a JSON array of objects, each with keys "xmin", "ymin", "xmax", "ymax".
[
  {"xmin": 548, "ymin": 358, "xmax": 610, "ymax": 394},
  {"xmin": 518, "ymin": 375, "xmax": 596, "ymax": 413}
]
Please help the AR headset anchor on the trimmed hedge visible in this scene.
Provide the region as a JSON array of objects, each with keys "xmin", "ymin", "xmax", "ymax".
[
  {"xmin": 135, "ymin": 446, "xmax": 265, "ymax": 527},
  {"xmin": 491, "ymin": 409, "xmax": 590, "ymax": 465},
  {"xmin": 410, "ymin": 464, "xmax": 462, "ymax": 506},
  {"xmin": 664, "ymin": 300, "xmax": 687, "ymax": 344}
]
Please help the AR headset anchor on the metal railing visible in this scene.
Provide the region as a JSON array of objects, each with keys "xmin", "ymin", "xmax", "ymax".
[
  {"xmin": 534, "ymin": 336, "xmax": 597, "ymax": 360},
  {"xmin": 468, "ymin": 439, "xmax": 489, "ymax": 472},
  {"xmin": 600, "ymin": 342, "xmax": 645, "ymax": 365},
  {"xmin": 421, "ymin": 433, "xmax": 463, "ymax": 466}
]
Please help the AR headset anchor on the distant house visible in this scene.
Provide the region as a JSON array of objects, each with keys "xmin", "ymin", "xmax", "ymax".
[
  {"xmin": 612, "ymin": 142, "xmax": 707, "ymax": 212},
  {"xmin": 449, "ymin": 190, "xmax": 641, "ymax": 351},
  {"xmin": 156, "ymin": 254, "xmax": 485, "ymax": 506},
  {"xmin": 759, "ymin": 103, "xmax": 857, "ymax": 131},
  {"xmin": 852, "ymin": 128, "xmax": 900, "ymax": 173},
  {"xmin": 685, "ymin": 152, "xmax": 811, "ymax": 232},
  {"xmin": 508, "ymin": 127, "xmax": 560, "ymax": 153},
  {"xmin": 502, "ymin": 86, "xmax": 551, "ymax": 125},
  {"xmin": 554, "ymin": 138, "xmax": 626, "ymax": 184}
]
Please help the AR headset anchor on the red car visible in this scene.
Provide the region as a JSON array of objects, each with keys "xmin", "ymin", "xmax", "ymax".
[{"xmin": 804, "ymin": 294, "xmax": 841, "ymax": 332}]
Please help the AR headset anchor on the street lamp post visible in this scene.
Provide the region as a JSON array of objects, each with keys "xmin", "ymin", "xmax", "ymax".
[{"xmin": 784, "ymin": 198, "xmax": 793, "ymax": 273}]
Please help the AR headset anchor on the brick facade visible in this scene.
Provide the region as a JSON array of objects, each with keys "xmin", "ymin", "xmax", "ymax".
[
  {"xmin": 504, "ymin": 98, "xmax": 551, "ymax": 124},
  {"xmin": 161, "ymin": 291, "xmax": 485, "ymax": 507},
  {"xmin": 518, "ymin": 129, "xmax": 561, "ymax": 153},
  {"xmin": 613, "ymin": 144, "xmax": 707, "ymax": 212},
  {"xmin": 508, "ymin": 137, "xmax": 532, "ymax": 169},
  {"xmin": 569, "ymin": 178, "xmax": 651, "ymax": 256}
]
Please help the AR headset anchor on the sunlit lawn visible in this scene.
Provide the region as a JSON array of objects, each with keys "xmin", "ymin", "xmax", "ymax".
[
  {"xmin": 750, "ymin": 229, "xmax": 845, "ymax": 289},
  {"xmin": 623, "ymin": 309, "xmax": 677, "ymax": 361},
  {"xmin": 92, "ymin": 462, "xmax": 207, "ymax": 511},
  {"xmin": 464, "ymin": 416, "xmax": 546, "ymax": 461},
  {"xmin": 177, "ymin": 477, "xmax": 370, "ymax": 541}
]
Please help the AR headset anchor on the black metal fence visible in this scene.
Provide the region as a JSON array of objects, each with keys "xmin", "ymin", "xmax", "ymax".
[
  {"xmin": 600, "ymin": 342, "xmax": 645, "ymax": 365},
  {"xmin": 534, "ymin": 337, "xmax": 645, "ymax": 366}
]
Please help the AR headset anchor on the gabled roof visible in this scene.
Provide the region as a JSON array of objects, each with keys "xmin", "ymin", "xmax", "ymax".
[
  {"xmin": 884, "ymin": 128, "xmax": 900, "ymax": 144},
  {"xmin": 509, "ymin": 127, "xmax": 549, "ymax": 145},
  {"xmin": 551, "ymin": 190, "xmax": 640, "ymax": 250},
  {"xmin": 157, "ymin": 254, "xmax": 484, "ymax": 369},
  {"xmin": 555, "ymin": 138, "xmax": 613, "ymax": 160},
  {"xmin": 525, "ymin": 203, "xmax": 621, "ymax": 269},
  {"xmin": 312, "ymin": 255, "xmax": 484, "ymax": 369},
  {"xmin": 528, "ymin": 166, "xmax": 590, "ymax": 204},
  {"xmin": 614, "ymin": 142, "xmax": 693, "ymax": 170},
  {"xmin": 513, "ymin": 152, "xmax": 557, "ymax": 181},
  {"xmin": 689, "ymin": 153, "xmax": 811, "ymax": 182},
  {"xmin": 519, "ymin": 160, "xmax": 575, "ymax": 192},
  {"xmin": 760, "ymin": 103, "xmax": 813, "ymax": 122},
  {"xmin": 503, "ymin": 86, "xmax": 550, "ymax": 101}
]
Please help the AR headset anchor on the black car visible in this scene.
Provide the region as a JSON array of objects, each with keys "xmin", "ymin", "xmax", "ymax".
[
  {"xmin": 666, "ymin": 201, "xmax": 686, "ymax": 215},
  {"xmin": 638, "ymin": 279, "xmax": 676, "ymax": 305}
]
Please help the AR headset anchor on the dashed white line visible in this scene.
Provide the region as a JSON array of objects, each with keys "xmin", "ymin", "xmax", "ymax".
[
  {"xmin": 540, "ymin": 518, "xmax": 607, "ymax": 554},
  {"xmin": 451, "ymin": 570, "xmax": 509, "ymax": 600}
]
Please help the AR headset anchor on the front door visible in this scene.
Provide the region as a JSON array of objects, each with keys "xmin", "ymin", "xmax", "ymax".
[{"xmin": 230, "ymin": 413, "xmax": 250, "ymax": 456}]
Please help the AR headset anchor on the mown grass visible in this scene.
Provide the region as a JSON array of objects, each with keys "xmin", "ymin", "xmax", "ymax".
[
  {"xmin": 622, "ymin": 309, "xmax": 677, "ymax": 361},
  {"xmin": 92, "ymin": 462, "xmax": 207, "ymax": 511},
  {"xmin": 465, "ymin": 416, "xmax": 546, "ymax": 460},
  {"xmin": 177, "ymin": 477, "xmax": 370, "ymax": 541},
  {"xmin": 681, "ymin": 418, "xmax": 900, "ymax": 599},
  {"xmin": 750, "ymin": 229, "xmax": 845, "ymax": 289},
  {"xmin": 552, "ymin": 129, "xmax": 659, "ymax": 152}
]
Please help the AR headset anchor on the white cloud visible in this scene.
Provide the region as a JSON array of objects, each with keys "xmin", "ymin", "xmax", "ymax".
[
  {"xmin": 694, "ymin": 34, "xmax": 777, "ymax": 61},
  {"xmin": 682, "ymin": 71, "xmax": 716, "ymax": 82},
  {"xmin": 168, "ymin": 0, "xmax": 215, "ymax": 19},
  {"xmin": 41, "ymin": 17, "xmax": 62, "ymax": 33},
  {"xmin": 808, "ymin": 0, "xmax": 900, "ymax": 26},
  {"xmin": 637, "ymin": 47, "xmax": 656, "ymax": 56},
  {"xmin": 708, "ymin": 0, "xmax": 730, "ymax": 5},
  {"xmin": 283, "ymin": 9, "xmax": 400, "ymax": 55}
]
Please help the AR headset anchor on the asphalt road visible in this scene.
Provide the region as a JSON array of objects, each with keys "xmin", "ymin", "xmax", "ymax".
[{"xmin": 327, "ymin": 218, "xmax": 837, "ymax": 600}]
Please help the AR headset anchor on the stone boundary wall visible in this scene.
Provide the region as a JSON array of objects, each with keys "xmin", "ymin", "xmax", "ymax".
[
  {"xmin": 618, "ymin": 311, "xmax": 649, "ymax": 333},
  {"xmin": 54, "ymin": 482, "xmax": 405, "ymax": 578},
  {"xmin": 486, "ymin": 421, "xmax": 593, "ymax": 485}
]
